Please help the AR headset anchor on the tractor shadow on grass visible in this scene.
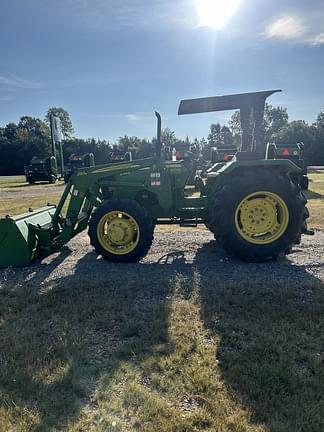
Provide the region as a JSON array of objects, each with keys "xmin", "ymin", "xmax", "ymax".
[
  {"xmin": 150, "ymin": 238, "xmax": 324, "ymax": 430},
  {"xmin": 0, "ymin": 248, "xmax": 177, "ymax": 431},
  {"xmin": 305, "ymin": 189, "xmax": 324, "ymax": 200},
  {"xmin": 192, "ymin": 241, "xmax": 324, "ymax": 432},
  {"xmin": 1, "ymin": 236, "xmax": 324, "ymax": 431}
]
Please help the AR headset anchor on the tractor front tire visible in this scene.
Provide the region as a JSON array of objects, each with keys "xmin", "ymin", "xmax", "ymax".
[
  {"xmin": 88, "ymin": 199, "xmax": 154, "ymax": 263},
  {"xmin": 209, "ymin": 170, "xmax": 308, "ymax": 261}
]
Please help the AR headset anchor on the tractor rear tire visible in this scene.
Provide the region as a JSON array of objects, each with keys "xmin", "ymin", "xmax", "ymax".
[
  {"xmin": 209, "ymin": 170, "xmax": 308, "ymax": 262},
  {"xmin": 300, "ymin": 175, "xmax": 309, "ymax": 191},
  {"xmin": 88, "ymin": 199, "xmax": 154, "ymax": 263}
]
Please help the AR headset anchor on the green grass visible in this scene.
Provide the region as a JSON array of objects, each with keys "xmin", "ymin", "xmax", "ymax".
[
  {"xmin": 0, "ymin": 176, "xmax": 64, "ymax": 189},
  {"xmin": 0, "ymin": 195, "xmax": 63, "ymax": 217},
  {"xmin": 0, "ymin": 176, "xmax": 26, "ymax": 187},
  {"xmin": 306, "ymin": 172, "xmax": 324, "ymax": 230},
  {"xmin": 0, "ymin": 177, "xmax": 64, "ymax": 217},
  {"xmin": 307, "ymin": 172, "xmax": 324, "ymax": 198}
]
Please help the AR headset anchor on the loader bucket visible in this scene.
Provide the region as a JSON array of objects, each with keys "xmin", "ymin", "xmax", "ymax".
[{"xmin": 0, "ymin": 206, "xmax": 56, "ymax": 268}]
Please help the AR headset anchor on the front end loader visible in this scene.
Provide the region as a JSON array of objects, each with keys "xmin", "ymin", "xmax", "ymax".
[{"xmin": 0, "ymin": 90, "xmax": 312, "ymax": 268}]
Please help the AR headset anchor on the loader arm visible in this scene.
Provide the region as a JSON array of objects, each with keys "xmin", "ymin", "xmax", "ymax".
[
  {"xmin": 0, "ymin": 158, "xmax": 155, "ymax": 268},
  {"xmin": 40, "ymin": 158, "xmax": 158, "ymax": 252}
]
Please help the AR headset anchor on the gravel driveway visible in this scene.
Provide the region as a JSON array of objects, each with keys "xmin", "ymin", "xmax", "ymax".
[{"xmin": 1, "ymin": 228, "xmax": 323, "ymax": 290}]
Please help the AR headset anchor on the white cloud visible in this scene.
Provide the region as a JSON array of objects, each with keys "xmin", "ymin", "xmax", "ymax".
[
  {"xmin": 0, "ymin": 73, "xmax": 43, "ymax": 90},
  {"xmin": 311, "ymin": 32, "xmax": 324, "ymax": 45},
  {"xmin": 125, "ymin": 114, "xmax": 141, "ymax": 124},
  {"xmin": 264, "ymin": 16, "xmax": 306, "ymax": 41},
  {"xmin": 263, "ymin": 14, "xmax": 324, "ymax": 45}
]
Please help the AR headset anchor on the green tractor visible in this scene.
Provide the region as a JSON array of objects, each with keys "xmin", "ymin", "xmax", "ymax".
[
  {"xmin": 0, "ymin": 90, "xmax": 312, "ymax": 268},
  {"xmin": 266, "ymin": 142, "xmax": 308, "ymax": 190},
  {"xmin": 24, "ymin": 155, "xmax": 58, "ymax": 184},
  {"xmin": 64, "ymin": 153, "xmax": 95, "ymax": 183},
  {"xmin": 211, "ymin": 145, "xmax": 237, "ymax": 164}
]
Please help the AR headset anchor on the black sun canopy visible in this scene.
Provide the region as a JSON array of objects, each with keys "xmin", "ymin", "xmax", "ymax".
[
  {"xmin": 178, "ymin": 90, "xmax": 281, "ymax": 115},
  {"xmin": 178, "ymin": 90, "xmax": 282, "ymax": 155}
]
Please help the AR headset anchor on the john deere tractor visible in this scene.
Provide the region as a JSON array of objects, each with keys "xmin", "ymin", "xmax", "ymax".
[
  {"xmin": 0, "ymin": 90, "xmax": 312, "ymax": 268},
  {"xmin": 64, "ymin": 153, "xmax": 95, "ymax": 183},
  {"xmin": 24, "ymin": 156, "xmax": 58, "ymax": 184},
  {"xmin": 266, "ymin": 141, "xmax": 308, "ymax": 190}
]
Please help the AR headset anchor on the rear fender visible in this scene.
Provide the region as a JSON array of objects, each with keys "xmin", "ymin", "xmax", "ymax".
[{"xmin": 209, "ymin": 158, "xmax": 302, "ymax": 178}]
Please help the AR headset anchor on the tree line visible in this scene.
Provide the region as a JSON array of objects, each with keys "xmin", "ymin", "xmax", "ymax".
[{"xmin": 0, "ymin": 104, "xmax": 324, "ymax": 175}]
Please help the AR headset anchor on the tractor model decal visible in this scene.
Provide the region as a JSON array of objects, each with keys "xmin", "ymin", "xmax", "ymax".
[{"xmin": 150, "ymin": 172, "xmax": 161, "ymax": 187}]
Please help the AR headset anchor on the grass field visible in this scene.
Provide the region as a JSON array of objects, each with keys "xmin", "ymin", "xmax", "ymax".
[
  {"xmin": 306, "ymin": 172, "xmax": 324, "ymax": 230},
  {"xmin": 0, "ymin": 177, "xmax": 64, "ymax": 217},
  {"xmin": 0, "ymin": 172, "xmax": 324, "ymax": 432}
]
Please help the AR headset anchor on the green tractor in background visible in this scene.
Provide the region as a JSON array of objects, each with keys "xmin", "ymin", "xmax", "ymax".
[
  {"xmin": 109, "ymin": 147, "xmax": 133, "ymax": 163},
  {"xmin": 266, "ymin": 142, "xmax": 309, "ymax": 190},
  {"xmin": 210, "ymin": 144, "xmax": 238, "ymax": 164},
  {"xmin": 64, "ymin": 153, "xmax": 95, "ymax": 183},
  {"xmin": 24, "ymin": 155, "xmax": 58, "ymax": 184},
  {"xmin": 0, "ymin": 90, "xmax": 312, "ymax": 268}
]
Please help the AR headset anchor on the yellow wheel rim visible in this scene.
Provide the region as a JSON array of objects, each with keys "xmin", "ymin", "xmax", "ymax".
[
  {"xmin": 97, "ymin": 210, "xmax": 140, "ymax": 255},
  {"xmin": 235, "ymin": 191, "xmax": 289, "ymax": 245}
]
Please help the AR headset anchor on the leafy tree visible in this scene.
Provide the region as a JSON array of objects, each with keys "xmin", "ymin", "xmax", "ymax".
[
  {"xmin": 63, "ymin": 137, "xmax": 112, "ymax": 164},
  {"xmin": 264, "ymin": 104, "xmax": 289, "ymax": 142},
  {"xmin": 15, "ymin": 116, "xmax": 51, "ymax": 169},
  {"xmin": 207, "ymin": 123, "xmax": 222, "ymax": 147},
  {"xmin": 45, "ymin": 107, "xmax": 74, "ymax": 137},
  {"xmin": 206, "ymin": 123, "xmax": 234, "ymax": 159},
  {"xmin": 117, "ymin": 135, "xmax": 153, "ymax": 159},
  {"xmin": 118, "ymin": 135, "xmax": 142, "ymax": 152},
  {"xmin": 275, "ymin": 120, "xmax": 319, "ymax": 165},
  {"xmin": 18, "ymin": 116, "xmax": 50, "ymax": 141},
  {"xmin": 3, "ymin": 122, "xmax": 18, "ymax": 140},
  {"xmin": 313, "ymin": 129, "xmax": 324, "ymax": 165},
  {"xmin": 200, "ymin": 137, "xmax": 212, "ymax": 160},
  {"xmin": 229, "ymin": 104, "xmax": 289, "ymax": 149},
  {"xmin": 190, "ymin": 137, "xmax": 202, "ymax": 158},
  {"xmin": 275, "ymin": 120, "xmax": 311, "ymax": 143},
  {"xmin": 0, "ymin": 117, "xmax": 51, "ymax": 174},
  {"xmin": 161, "ymin": 128, "xmax": 177, "ymax": 147},
  {"xmin": 221, "ymin": 125, "xmax": 234, "ymax": 146},
  {"xmin": 314, "ymin": 111, "xmax": 324, "ymax": 129},
  {"xmin": 135, "ymin": 139, "xmax": 153, "ymax": 159},
  {"xmin": 228, "ymin": 111, "xmax": 240, "ymax": 134}
]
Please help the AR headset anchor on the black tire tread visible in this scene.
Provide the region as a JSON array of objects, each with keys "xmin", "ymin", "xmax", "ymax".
[{"xmin": 209, "ymin": 169, "xmax": 309, "ymax": 262}]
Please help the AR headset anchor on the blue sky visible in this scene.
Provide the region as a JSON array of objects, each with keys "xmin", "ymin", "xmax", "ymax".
[{"xmin": 0, "ymin": 0, "xmax": 324, "ymax": 142}]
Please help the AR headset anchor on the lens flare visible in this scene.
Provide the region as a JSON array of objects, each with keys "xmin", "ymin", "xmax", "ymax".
[{"xmin": 195, "ymin": 0, "xmax": 241, "ymax": 30}]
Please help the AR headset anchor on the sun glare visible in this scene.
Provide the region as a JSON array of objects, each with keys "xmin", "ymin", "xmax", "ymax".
[{"xmin": 195, "ymin": 0, "xmax": 241, "ymax": 30}]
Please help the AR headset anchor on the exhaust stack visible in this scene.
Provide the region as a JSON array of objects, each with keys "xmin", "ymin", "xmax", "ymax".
[{"xmin": 155, "ymin": 111, "xmax": 162, "ymax": 157}]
